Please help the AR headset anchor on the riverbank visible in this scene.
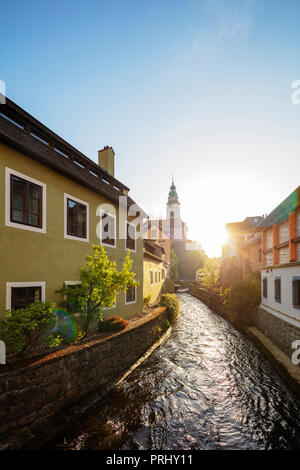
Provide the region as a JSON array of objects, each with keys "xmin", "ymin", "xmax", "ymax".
[
  {"xmin": 0, "ymin": 306, "xmax": 170, "ymax": 450},
  {"xmin": 189, "ymin": 284, "xmax": 300, "ymax": 399}
]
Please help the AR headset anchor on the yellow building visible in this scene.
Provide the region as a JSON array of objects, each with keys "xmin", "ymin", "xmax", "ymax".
[
  {"xmin": 0, "ymin": 98, "xmax": 145, "ymax": 319},
  {"xmin": 143, "ymin": 239, "xmax": 166, "ymax": 303}
]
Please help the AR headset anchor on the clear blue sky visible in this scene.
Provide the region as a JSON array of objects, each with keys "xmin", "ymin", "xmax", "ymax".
[{"xmin": 1, "ymin": 0, "xmax": 300, "ymax": 256}]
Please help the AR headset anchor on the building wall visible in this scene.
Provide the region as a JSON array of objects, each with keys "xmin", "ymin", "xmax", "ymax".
[
  {"xmin": 0, "ymin": 142, "xmax": 143, "ymax": 318},
  {"xmin": 242, "ymin": 240, "xmax": 262, "ymax": 277},
  {"xmin": 143, "ymin": 257, "xmax": 165, "ymax": 302},
  {"xmin": 261, "ymin": 265, "xmax": 300, "ymax": 326}
]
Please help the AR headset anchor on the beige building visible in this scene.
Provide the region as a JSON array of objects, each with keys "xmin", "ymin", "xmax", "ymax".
[
  {"xmin": 0, "ymin": 98, "xmax": 145, "ymax": 319},
  {"xmin": 143, "ymin": 239, "xmax": 166, "ymax": 303}
]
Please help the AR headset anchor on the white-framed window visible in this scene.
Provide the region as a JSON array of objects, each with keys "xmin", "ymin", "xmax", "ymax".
[
  {"xmin": 6, "ymin": 281, "xmax": 46, "ymax": 311},
  {"xmin": 65, "ymin": 281, "xmax": 81, "ymax": 287},
  {"xmin": 99, "ymin": 209, "xmax": 116, "ymax": 248},
  {"xmin": 155, "ymin": 271, "xmax": 158, "ymax": 283},
  {"xmin": 64, "ymin": 193, "xmax": 89, "ymax": 242},
  {"xmin": 5, "ymin": 167, "xmax": 47, "ymax": 233},
  {"xmin": 150, "ymin": 271, "xmax": 154, "ymax": 285},
  {"xmin": 125, "ymin": 286, "xmax": 136, "ymax": 304},
  {"xmin": 125, "ymin": 221, "xmax": 136, "ymax": 252},
  {"xmin": 104, "ymin": 300, "xmax": 117, "ymax": 310}
]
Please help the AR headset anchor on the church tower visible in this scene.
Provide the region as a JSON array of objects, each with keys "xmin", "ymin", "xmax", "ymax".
[{"xmin": 166, "ymin": 177, "xmax": 180, "ymax": 220}]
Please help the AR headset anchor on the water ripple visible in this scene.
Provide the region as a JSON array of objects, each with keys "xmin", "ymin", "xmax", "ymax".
[{"xmin": 47, "ymin": 294, "xmax": 300, "ymax": 450}]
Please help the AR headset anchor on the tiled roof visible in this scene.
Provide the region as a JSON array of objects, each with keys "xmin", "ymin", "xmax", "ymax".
[
  {"xmin": 226, "ymin": 216, "xmax": 263, "ymax": 234},
  {"xmin": 0, "ymin": 97, "xmax": 146, "ymax": 216},
  {"xmin": 143, "ymin": 239, "xmax": 165, "ymax": 262}
]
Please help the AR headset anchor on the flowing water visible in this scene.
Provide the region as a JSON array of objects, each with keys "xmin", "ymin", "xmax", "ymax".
[{"xmin": 49, "ymin": 294, "xmax": 300, "ymax": 450}]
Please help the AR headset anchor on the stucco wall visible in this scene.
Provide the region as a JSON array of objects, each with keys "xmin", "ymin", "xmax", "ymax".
[
  {"xmin": 0, "ymin": 306, "xmax": 169, "ymax": 450},
  {"xmin": 0, "ymin": 143, "xmax": 143, "ymax": 319},
  {"xmin": 261, "ymin": 265, "xmax": 300, "ymax": 326},
  {"xmin": 143, "ymin": 258, "xmax": 165, "ymax": 302}
]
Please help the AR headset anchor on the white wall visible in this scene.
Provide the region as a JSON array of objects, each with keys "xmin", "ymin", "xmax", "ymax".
[{"xmin": 261, "ymin": 266, "xmax": 300, "ymax": 327}]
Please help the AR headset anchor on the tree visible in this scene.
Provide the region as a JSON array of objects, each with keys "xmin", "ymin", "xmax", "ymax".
[
  {"xmin": 200, "ymin": 258, "xmax": 220, "ymax": 295},
  {"xmin": 178, "ymin": 248, "xmax": 207, "ymax": 280},
  {"xmin": 59, "ymin": 245, "xmax": 139, "ymax": 334},
  {"xmin": 170, "ymin": 249, "xmax": 179, "ymax": 281}
]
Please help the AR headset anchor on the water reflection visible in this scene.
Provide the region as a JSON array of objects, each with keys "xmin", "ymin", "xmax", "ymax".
[{"xmin": 49, "ymin": 294, "xmax": 300, "ymax": 450}]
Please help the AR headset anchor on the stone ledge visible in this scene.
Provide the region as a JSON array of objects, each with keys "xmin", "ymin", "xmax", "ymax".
[{"xmin": 247, "ymin": 326, "xmax": 300, "ymax": 398}]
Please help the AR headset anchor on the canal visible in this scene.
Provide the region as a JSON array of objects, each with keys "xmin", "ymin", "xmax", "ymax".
[{"xmin": 48, "ymin": 293, "xmax": 300, "ymax": 450}]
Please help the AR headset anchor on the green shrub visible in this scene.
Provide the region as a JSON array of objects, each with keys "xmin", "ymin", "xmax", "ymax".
[
  {"xmin": 0, "ymin": 301, "xmax": 57, "ymax": 357},
  {"xmin": 143, "ymin": 295, "xmax": 152, "ymax": 307},
  {"xmin": 222, "ymin": 276, "xmax": 261, "ymax": 314},
  {"xmin": 98, "ymin": 316, "xmax": 128, "ymax": 333},
  {"xmin": 160, "ymin": 293, "xmax": 180, "ymax": 324}
]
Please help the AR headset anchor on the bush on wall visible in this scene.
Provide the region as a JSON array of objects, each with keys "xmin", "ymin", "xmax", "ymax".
[
  {"xmin": 160, "ymin": 293, "xmax": 180, "ymax": 324},
  {"xmin": 98, "ymin": 316, "xmax": 128, "ymax": 333},
  {"xmin": 0, "ymin": 301, "xmax": 59, "ymax": 357}
]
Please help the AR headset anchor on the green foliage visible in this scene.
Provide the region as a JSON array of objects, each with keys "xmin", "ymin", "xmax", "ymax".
[
  {"xmin": 178, "ymin": 247, "xmax": 207, "ymax": 280},
  {"xmin": 98, "ymin": 316, "xmax": 128, "ymax": 333},
  {"xmin": 46, "ymin": 334, "xmax": 64, "ymax": 349},
  {"xmin": 160, "ymin": 293, "xmax": 180, "ymax": 324},
  {"xmin": 222, "ymin": 276, "xmax": 261, "ymax": 313},
  {"xmin": 56, "ymin": 284, "xmax": 84, "ymax": 314},
  {"xmin": 0, "ymin": 301, "xmax": 57, "ymax": 357},
  {"xmin": 170, "ymin": 250, "xmax": 179, "ymax": 281},
  {"xmin": 59, "ymin": 245, "xmax": 139, "ymax": 334},
  {"xmin": 166, "ymin": 319, "xmax": 171, "ymax": 328},
  {"xmin": 200, "ymin": 258, "xmax": 220, "ymax": 294},
  {"xmin": 143, "ymin": 295, "xmax": 152, "ymax": 307}
]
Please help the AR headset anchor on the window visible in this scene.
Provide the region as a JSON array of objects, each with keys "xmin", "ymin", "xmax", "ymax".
[
  {"xmin": 158, "ymin": 272, "xmax": 161, "ymax": 282},
  {"xmin": 125, "ymin": 286, "xmax": 136, "ymax": 304},
  {"xmin": 292, "ymin": 278, "xmax": 300, "ymax": 308},
  {"xmin": 104, "ymin": 300, "xmax": 116, "ymax": 310},
  {"xmin": 155, "ymin": 271, "xmax": 157, "ymax": 283},
  {"xmin": 6, "ymin": 282, "xmax": 45, "ymax": 310},
  {"xmin": 170, "ymin": 211, "xmax": 174, "ymax": 218},
  {"xmin": 6, "ymin": 168, "xmax": 46, "ymax": 233},
  {"xmin": 67, "ymin": 198, "xmax": 87, "ymax": 238},
  {"xmin": 263, "ymin": 278, "xmax": 268, "ymax": 298},
  {"xmin": 126, "ymin": 221, "xmax": 136, "ymax": 251},
  {"xmin": 100, "ymin": 210, "xmax": 116, "ymax": 247},
  {"xmin": 274, "ymin": 278, "xmax": 281, "ymax": 303},
  {"xmin": 150, "ymin": 271, "xmax": 154, "ymax": 285},
  {"xmin": 11, "ymin": 287, "xmax": 41, "ymax": 310},
  {"xmin": 162, "ymin": 269, "xmax": 165, "ymax": 280},
  {"xmin": 64, "ymin": 193, "xmax": 89, "ymax": 242},
  {"xmin": 10, "ymin": 175, "xmax": 42, "ymax": 227}
]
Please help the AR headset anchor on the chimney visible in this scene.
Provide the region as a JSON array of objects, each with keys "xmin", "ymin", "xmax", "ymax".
[{"xmin": 98, "ymin": 146, "xmax": 115, "ymax": 177}]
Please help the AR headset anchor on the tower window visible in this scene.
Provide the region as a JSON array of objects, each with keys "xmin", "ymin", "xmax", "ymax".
[{"xmin": 170, "ymin": 211, "xmax": 174, "ymax": 218}]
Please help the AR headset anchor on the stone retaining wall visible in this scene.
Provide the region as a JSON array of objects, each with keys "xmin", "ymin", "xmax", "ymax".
[
  {"xmin": 257, "ymin": 307, "xmax": 300, "ymax": 359},
  {"xmin": 0, "ymin": 307, "xmax": 169, "ymax": 449}
]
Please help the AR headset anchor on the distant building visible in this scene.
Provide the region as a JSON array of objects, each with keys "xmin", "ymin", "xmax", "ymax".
[
  {"xmin": 144, "ymin": 178, "xmax": 188, "ymax": 245},
  {"xmin": 221, "ymin": 216, "xmax": 263, "ymax": 285}
]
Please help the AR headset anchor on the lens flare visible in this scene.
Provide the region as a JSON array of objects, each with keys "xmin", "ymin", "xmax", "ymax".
[{"xmin": 53, "ymin": 308, "xmax": 77, "ymax": 342}]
